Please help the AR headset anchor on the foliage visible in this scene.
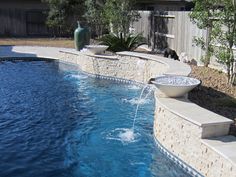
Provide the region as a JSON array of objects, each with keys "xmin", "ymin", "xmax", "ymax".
[
  {"xmin": 213, "ymin": 0, "xmax": 236, "ymax": 84},
  {"xmin": 189, "ymin": 0, "xmax": 217, "ymax": 66},
  {"xmin": 103, "ymin": 0, "xmax": 140, "ymax": 37},
  {"xmin": 84, "ymin": 0, "xmax": 107, "ymax": 38},
  {"xmin": 190, "ymin": 0, "xmax": 236, "ymax": 85},
  {"xmin": 193, "ymin": 36, "xmax": 214, "ymax": 64},
  {"xmin": 99, "ymin": 33, "xmax": 146, "ymax": 52},
  {"xmin": 189, "ymin": 0, "xmax": 217, "ymax": 29},
  {"xmin": 42, "ymin": 0, "xmax": 85, "ymax": 36},
  {"xmin": 84, "ymin": 0, "xmax": 140, "ymax": 39}
]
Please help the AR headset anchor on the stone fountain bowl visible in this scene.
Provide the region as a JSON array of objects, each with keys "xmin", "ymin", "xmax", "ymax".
[
  {"xmin": 152, "ymin": 75, "xmax": 201, "ymax": 98},
  {"xmin": 85, "ymin": 45, "xmax": 109, "ymax": 54}
]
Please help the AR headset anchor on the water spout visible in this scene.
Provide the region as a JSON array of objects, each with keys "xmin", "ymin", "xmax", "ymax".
[
  {"xmin": 132, "ymin": 83, "xmax": 154, "ymax": 131},
  {"xmin": 109, "ymin": 83, "xmax": 153, "ymax": 144},
  {"xmin": 148, "ymin": 78, "xmax": 156, "ymax": 84},
  {"xmin": 132, "ymin": 85, "xmax": 148, "ymax": 131}
]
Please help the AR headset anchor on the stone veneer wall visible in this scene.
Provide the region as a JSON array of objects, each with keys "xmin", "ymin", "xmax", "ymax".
[
  {"xmin": 60, "ymin": 52, "xmax": 168, "ymax": 83},
  {"xmin": 58, "ymin": 51, "xmax": 236, "ymax": 177},
  {"xmin": 154, "ymin": 102, "xmax": 236, "ymax": 177}
]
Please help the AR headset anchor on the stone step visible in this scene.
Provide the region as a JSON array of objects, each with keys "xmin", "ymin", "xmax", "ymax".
[{"xmin": 202, "ymin": 135, "xmax": 236, "ymax": 166}]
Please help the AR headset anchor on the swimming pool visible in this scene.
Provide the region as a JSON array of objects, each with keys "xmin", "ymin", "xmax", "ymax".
[{"xmin": 0, "ymin": 60, "xmax": 190, "ymax": 177}]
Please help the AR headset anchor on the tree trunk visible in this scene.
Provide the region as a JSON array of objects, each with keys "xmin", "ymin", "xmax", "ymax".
[
  {"xmin": 109, "ymin": 22, "xmax": 114, "ymax": 34},
  {"xmin": 229, "ymin": 0, "xmax": 236, "ymax": 85},
  {"xmin": 205, "ymin": 25, "xmax": 212, "ymax": 67}
]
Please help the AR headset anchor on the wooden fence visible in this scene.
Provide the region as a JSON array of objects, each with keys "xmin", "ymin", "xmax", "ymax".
[
  {"xmin": 133, "ymin": 11, "xmax": 207, "ymax": 62},
  {"xmin": 0, "ymin": 8, "xmax": 50, "ymax": 37}
]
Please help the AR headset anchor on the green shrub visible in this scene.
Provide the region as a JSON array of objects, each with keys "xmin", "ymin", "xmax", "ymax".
[{"xmin": 99, "ymin": 33, "xmax": 146, "ymax": 52}]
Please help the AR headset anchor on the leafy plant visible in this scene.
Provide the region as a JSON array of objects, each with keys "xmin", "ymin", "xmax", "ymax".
[
  {"xmin": 189, "ymin": 0, "xmax": 217, "ymax": 67},
  {"xmin": 83, "ymin": 0, "xmax": 140, "ymax": 38},
  {"xmin": 103, "ymin": 0, "xmax": 140, "ymax": 37},
  {"xmin": 190, "ymin": 0, "xmax": 236, "ymax": 85},
  {"xmin": 212, "ymin": 0, "xmax": 236, "ymax": 85},
  {"xmin": 84, "ymin": 0, "xmax": 107, "ymax": 38},
  {"xmin": 99, "ymin": 33, "xmax": 146, "ymax": 52},
  {"xmin": 42, "ymin": 0, "xmax": 85, "ymax": 37}
]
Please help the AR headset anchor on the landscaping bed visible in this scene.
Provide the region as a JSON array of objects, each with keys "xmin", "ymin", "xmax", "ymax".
[{"xmin": 189, "ymin": 65, "xmax": 236, "ymax": 136}]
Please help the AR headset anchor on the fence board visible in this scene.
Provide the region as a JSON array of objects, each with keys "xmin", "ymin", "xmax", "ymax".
[
  {"xmin": 0, "ymin": 8, "xmax": 51, "ymax": 37},
  {"xmin": 134, "ymin": 11, "xmax": 207, "ymax": 63}
]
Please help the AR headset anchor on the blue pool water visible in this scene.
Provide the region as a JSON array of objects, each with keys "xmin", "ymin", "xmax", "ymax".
[{"xmin": 0, "ymin": 60, "xmax": 190, "ymax": 177}]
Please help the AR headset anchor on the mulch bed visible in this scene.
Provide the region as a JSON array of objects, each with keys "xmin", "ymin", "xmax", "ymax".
[{"xmin": 188, "ymin": 65, "xmax": 236, "ymax": 136}]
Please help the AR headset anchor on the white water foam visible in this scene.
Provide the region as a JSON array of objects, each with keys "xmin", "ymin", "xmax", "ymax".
[
  {"xmin": 122, "ymin": 98, "xmax": 150, "ymax": 105},
  {"xmin": 126, "ymin": 85, "xmax": 141, "ymax": 90},
  {"xmin": 130, "ymin": 162, "xmax": 146, "ymax": 166},
  {"xmin": 104, "ymin": 128, "xmax": 140, "ymax": 144},
  {"xmin": 119, "ymin": 129, "xmax": 135, "ymax": 142},
  {"xmin": 64, "ymin": 73, "xmax": 88, "ymax": 80},
  {"xmin": 70, "ymin": 74, "xmax": 88, "ymax": 80}
]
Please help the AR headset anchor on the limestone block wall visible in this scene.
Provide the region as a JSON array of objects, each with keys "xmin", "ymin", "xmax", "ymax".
[
  {"xmin": 60, "ymin": 52, "xmax": 168, "ymax": 83},
  {"xmin": 154, "ymin": 100, "xmax": 236, "ymax": 177}
]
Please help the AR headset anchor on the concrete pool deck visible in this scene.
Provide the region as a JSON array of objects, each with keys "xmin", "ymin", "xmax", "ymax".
[{"xmin": 0, "ymin": 45, "xmax": 235, "ymax": 177}]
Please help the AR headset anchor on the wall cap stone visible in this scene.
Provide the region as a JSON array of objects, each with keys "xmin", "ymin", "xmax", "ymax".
[
  {"xmin": 156, "ymin": 97, "xmax": 233, "ymax": 128},
  {"xmin": 202, "ymin": 135, "xmax": 236, "ymax": 166}
]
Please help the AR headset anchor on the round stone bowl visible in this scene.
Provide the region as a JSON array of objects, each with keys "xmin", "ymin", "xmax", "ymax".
[
  {"xmin": 85, "ymin": 45, "xmax": 109, "ymax": 54},
  {"xmin": 151, "ymin": 75, "xmax": 201, "ymax": 98}
]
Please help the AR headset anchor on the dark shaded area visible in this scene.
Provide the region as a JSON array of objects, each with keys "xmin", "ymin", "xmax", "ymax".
[
  {"xmin": 0, "ymin": 0, "xmax": 84, "ymax": 38},
  {"xmin": 148, "ymin": 11, "xmax": 169, "ymax": 51},
  {"xmin": 189, "ymin": 85, "xmax": 236, "ymax": 136},
  {"xmin": 184, "ymin": 2, "xmax": 195, "ymax": 11},
  {"xmin": 135, "ymin": 1, "xmax": 194, "ymax": 11},
  {"xmin": 148, "ymin": 11, "xmax": 154, "ymax": 48},
  {"xmin": 0, "ymin": 8, "xmax": 80, "ymax": 37},
  {"xmin": 163, "ymin": 48, "xmax": 179, "ymax": 60},
  {"xmin": 154, "ymin": 11, "xmax": 169, "ymax": 51},
  {"xmin": 0, "ymin": 46, "xmax": 37, "ymax": 58}
]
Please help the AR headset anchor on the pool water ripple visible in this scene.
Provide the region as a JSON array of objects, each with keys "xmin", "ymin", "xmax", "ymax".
[{"xmin": 0, "ymin": 60, "xmax": 191, "ymax": 177}]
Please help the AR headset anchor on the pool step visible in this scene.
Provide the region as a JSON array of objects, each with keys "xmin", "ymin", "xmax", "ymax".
[{"xmin": 202, "ymin": 136, "xmax": 236, "ymax": 166}]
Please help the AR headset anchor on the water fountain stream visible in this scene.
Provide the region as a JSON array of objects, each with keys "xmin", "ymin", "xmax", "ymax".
[
  {"xmin": 132, "ymin": 85, "xmax": 149, "ymax": 130},
  {"xmin": 116, "ymin": 84, "xmax": 153, "ymax": 143}
]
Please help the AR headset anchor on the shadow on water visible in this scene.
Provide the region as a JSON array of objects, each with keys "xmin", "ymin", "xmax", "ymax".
[
  {"xmin": 0, "ymin": 45, "xmax": 62, "ymax": 64},
  {"xmin": 0, "ymin": 45, "xmax": 36, "ymax": 59},
  {"xmin": 0, "ymin": 45, "xmax": 64, "ymax": 76},
  {"xmin": 188, "ymin": 85, "xmax": 236, "ymax": 136}
]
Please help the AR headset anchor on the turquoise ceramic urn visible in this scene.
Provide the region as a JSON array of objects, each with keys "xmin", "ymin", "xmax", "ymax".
[{"xmin": 74, "ymin": 21, "xmax": 90, "ymax": 51}]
